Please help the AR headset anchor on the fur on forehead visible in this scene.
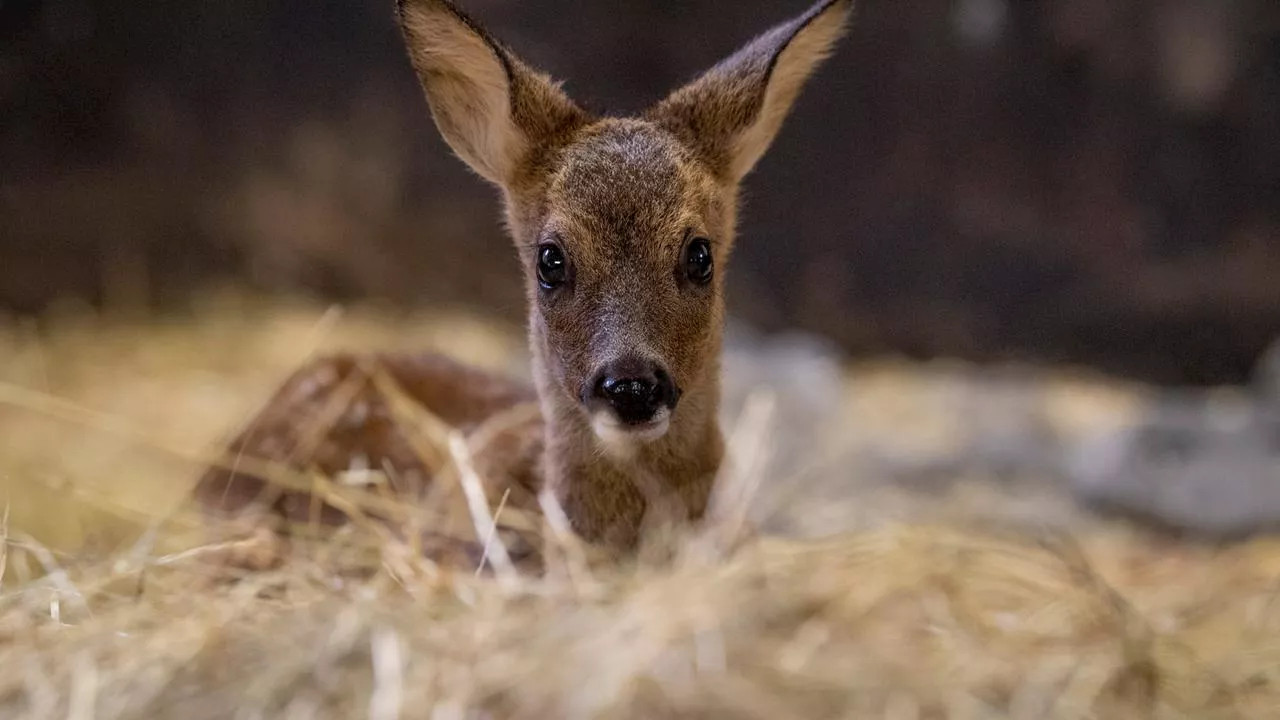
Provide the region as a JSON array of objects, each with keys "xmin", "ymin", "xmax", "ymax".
[{"xmin": 539, "ymin": 119, "xmax": 725, "ymax": 253}]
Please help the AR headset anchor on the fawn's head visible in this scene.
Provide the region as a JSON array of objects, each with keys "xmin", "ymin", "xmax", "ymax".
[{"xmin": 397, "ymin": 0, "xmax": 849, "ymax": 455}]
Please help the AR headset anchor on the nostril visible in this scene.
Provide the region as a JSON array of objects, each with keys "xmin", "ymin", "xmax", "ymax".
[{"xmin": 652, "ymin": 367, "xmax": 670, "ymax": 393}]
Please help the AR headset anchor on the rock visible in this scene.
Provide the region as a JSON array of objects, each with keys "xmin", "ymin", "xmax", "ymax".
[
  {"xmin": 720, "ymin": 321, "xmax": 847, "ymax": 482},
  {"xmin": 1253, "ymin": 337, "xmax": 1280, "ymax": 403},
  {"xmin": 1066, "ymin": 390, "xmax": 1280, "ymax": 537}
]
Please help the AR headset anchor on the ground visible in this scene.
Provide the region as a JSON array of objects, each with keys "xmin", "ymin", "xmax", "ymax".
[{"xmin": 0, "ymin": 289, "xmax": 1275, "ymax": 718}]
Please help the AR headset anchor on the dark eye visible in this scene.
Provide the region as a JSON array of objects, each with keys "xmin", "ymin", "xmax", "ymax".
[
  {"xmin": 536, "ymin": 244, "xmax": 568, "ymax": 289},
  {"xmin": 684, "ymin": 237, "xmax": 713, "ymax": 285}
]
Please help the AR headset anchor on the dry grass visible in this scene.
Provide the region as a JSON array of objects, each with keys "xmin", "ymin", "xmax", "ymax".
[{"xmin": 0, "ymin": 289, "xmax": 1277, "ymax": 719}]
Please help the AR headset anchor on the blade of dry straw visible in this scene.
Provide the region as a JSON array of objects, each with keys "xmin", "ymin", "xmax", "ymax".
[
  {"xmin": 537, "ymin": 486, "xmax": 599, "ymax": 595},
  {"xmin": 369, "ymin": 626, "xmax": 405, "ymax": 720},
  {"xmin": 0, "ymin": 498, "xmax": 9, "ymax": 589},
  {"xmin": 698, "ymin": 388, "xmax": 777, "ymax": 556},
  {"xmin": 447, "ymin": 432, "xmax": 519, "ymax": 590},
  {"xmin": 476, "ymin": 488, "xmax": 512, "ymax": 577},
  {"xmin": 67, "ymin": 652, "xmax": 98, "ymax": 720}
]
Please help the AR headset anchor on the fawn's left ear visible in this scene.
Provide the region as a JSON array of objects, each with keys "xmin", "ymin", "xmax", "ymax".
[
  {"xmin": 397, "ymin": 0, "xmax": 589, "ymax": 186},
  {"xmin": 646, "ymin": 0, "xmax": 853, "ymax": 183}
]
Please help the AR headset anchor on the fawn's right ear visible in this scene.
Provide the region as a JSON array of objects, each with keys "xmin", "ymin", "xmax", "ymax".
[{"xmin": 396, "ymin": 0, "xmax": 588, "ymax": 186}]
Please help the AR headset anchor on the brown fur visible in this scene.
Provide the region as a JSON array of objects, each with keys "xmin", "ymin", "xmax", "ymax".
[{"xmin": 194, "ymin": 0, "xmax": 852, "ymax": 552}]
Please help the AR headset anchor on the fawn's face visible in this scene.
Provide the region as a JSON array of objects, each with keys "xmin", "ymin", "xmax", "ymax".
[
  {"xmin": 518, "ymin": 121, "xmax": 729, "ymax": 448},
  {"xmin": 397, "ymin": 0, "xmax": 850, "ymax": 449}
]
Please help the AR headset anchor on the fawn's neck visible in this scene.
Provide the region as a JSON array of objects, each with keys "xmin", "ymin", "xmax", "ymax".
[{"xmin": 532, "ymin": 350, "xmax": 725, "ymax": 549}]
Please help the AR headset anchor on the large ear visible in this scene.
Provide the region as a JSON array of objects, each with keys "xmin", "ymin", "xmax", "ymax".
[
  {"xmin": 646, "ymin": 0, "xmax": 852, "ymax": 183},
  {"xmin": 396, "ymin": 0, "xmax": 589, "ymax": 186}
]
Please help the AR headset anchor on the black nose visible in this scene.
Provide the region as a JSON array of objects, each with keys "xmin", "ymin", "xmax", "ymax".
[{"xmin": 586, "ymin": 357, "xmax": 679, "ymax": 424}]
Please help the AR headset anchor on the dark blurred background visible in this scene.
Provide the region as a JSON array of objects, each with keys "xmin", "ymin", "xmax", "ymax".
[{"xmin": 2, "ymin": 0, "xmax": 1278, "ymax": 385}]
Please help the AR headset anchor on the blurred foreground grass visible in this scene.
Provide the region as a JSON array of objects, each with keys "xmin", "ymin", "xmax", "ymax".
[{"xmin": 0, "ymin": 289, "xmax": 1277, "ymax": 718}]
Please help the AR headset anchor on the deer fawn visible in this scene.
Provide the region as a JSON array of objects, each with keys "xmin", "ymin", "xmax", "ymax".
[{"xmin": 195, "ymin": 0, "xmax": 852, "ymax": 554}]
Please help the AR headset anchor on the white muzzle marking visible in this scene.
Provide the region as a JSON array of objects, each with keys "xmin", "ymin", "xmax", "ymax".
[{"xmin": 591, "ymin": 407, "xmax": 671, "ymax": 460}]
